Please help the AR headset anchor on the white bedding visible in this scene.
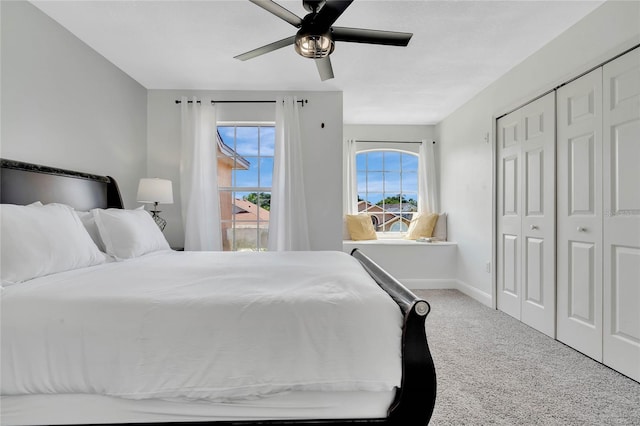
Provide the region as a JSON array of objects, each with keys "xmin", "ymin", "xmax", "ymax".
[
  {"xmin": 1, "ymin": 250, "xmax": 402, "ymax": 404},
  {"xmin": 1, "ymin": 391, "xmax": 396, "ymax": 424}
]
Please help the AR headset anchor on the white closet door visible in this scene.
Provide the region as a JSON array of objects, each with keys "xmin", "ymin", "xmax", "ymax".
[
  {"xmin": 519, "ymin": 93, "xmax": 556, "ymax": 338},
  {"xmin": 497, "ymin": 109, "xmax": 522, "ymax": 321},
  {"xmin": 602, "ymin": 48, "xmax": 640, "ymax": 382},
  {"xmin": 497, "ymin": 92, "xmax": 556, "ymax": 337},
  {"xmin": 556, "ymin": 68, "xmax": 603, "ymax": 360}
]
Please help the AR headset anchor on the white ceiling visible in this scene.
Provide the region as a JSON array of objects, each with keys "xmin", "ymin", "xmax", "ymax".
[{"xmin": 31, "ymin": 0, "xmax": 604, "ymax": 125}]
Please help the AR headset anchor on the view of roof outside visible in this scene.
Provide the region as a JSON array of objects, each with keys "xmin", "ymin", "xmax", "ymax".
[{"xmin": 357, "ymin": 151, "xmax": 418, "ymax": 232}]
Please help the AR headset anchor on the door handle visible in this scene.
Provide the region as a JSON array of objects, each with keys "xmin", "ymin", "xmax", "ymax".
[
  {"xmin": 577, "ymin": 226, "xmax": 587, "ymax": 232},
  {"xmin": 530, "ymin": 225, "xmax": 538, "ymax": 230}
]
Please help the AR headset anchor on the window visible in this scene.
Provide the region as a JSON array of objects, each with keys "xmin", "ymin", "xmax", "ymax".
[
  {"xmin": 356, "ymin": 150, "xmax": 418, "ymax": 233},
  {"xmin": 218, "ymin": 124, "xmax": 274, "ymax": 251}
]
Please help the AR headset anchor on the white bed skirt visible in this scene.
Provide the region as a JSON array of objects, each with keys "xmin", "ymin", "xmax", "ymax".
[{"xmin": 1, "ymin": 390, "xmax": 396, "ymax": 425}]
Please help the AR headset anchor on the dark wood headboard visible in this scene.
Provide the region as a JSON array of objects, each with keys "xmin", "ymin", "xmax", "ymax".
[{"xmin": 0, "ymin": 159, "xmax": 124, "ymax": 210}]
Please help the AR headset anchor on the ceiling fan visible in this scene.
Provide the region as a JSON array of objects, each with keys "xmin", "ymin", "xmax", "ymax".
[{"xmin": 235, "ymin": 0, "xmax": 413, "ymax": 81}]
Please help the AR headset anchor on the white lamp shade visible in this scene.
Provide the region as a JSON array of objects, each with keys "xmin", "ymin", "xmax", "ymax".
[{"xmin": 137, "ymin": 178, "xmax": 173, "ymax": 204}]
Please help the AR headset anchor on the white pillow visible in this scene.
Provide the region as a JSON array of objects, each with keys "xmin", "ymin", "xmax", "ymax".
[
  {"xmin": 93, "ymin": 208, "xmax": 170, "ymax": 260},
  {"xmin": 75, "ymin": 210, "xmax": 106, "ymax": 252},
  {"xmin": 0, "ymin": 203, "xmax": 107, "ymax": 285},
  {"xmin": 38, "ymin": 204, "xmax": 106, "ymax": 253}
]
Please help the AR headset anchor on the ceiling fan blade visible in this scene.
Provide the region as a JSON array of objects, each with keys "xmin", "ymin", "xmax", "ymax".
[
  {"xmin": 234, "ymin": 36, "xmax": 296, "ymax": 61},
  {"xmin": 249, "ymin": 0, "xmax": 302, "ymax": 27},
  {"xmin": 313, "ymin": 0, "xmax": 353, "ymax": 30},
  {"xmin": 315, "ymin": 56, "xmax": 334, "ymax": 81},
  {"xmin": 332, "ymin": 27, "xmax": 412, "ymax": 46}
]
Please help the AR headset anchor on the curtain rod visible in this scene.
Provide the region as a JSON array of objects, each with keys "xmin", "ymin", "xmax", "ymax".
[
  {"xmin": 356, "ymin": 140, "xmax": 435, "ymax": 144},
  {"xmin": 175, "ymin": 99, "xmax": 308, "ymax": 106}
]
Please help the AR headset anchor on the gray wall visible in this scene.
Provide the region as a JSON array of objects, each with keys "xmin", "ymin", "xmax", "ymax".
[{"xmin": 1, "ymin": 1, "xmax": 148, "ymax": 208}]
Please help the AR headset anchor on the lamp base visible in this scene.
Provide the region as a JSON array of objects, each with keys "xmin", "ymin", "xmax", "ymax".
[
  {"xmin": 152, "ymin": 214, "xmax": 167, "ymax": 231},
  {"xmin": 150, "ymin": 204, "xmax": 167, "ymax": 232}
]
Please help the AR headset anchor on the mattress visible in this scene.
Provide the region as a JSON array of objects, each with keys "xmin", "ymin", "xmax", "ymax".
[
  {"xmin": 1, "ymin": 391, "xmax": 396, "ymax": 425},
  {"xmin": 1, "ymin": 250, "xmax": 403, "ymax": 422}
]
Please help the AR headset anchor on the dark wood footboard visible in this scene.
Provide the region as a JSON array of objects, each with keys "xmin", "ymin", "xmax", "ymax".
[{"xmin": 350, "ymin": 248, "xmax": 437, "ymax": 425}]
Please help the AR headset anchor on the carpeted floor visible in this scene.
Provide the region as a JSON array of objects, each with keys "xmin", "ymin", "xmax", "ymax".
[{"xmin": 414, "ymin": 289, "xmax": 640, "ymax": 425}]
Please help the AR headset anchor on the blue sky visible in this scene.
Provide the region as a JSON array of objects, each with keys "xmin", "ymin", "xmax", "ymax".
[
  {"xmin": 218, "ymin": 129, "xmax": 418, "ymax": 207},
  {"xmin": 356, "ymin": 151, "xmax": 418, "ymax": 172},
  {"xmin": 218, "ymin": 126, "xmax": 274, "ymax": 189},
  {"xmin": 357, "ymin": 151, "xmax": 418, "ymax": 205}
]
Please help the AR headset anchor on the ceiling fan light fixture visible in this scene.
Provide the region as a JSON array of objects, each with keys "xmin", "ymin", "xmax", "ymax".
[{"xmin": 295, "ymin": 32, "xmax": 334, "ymax": 58}]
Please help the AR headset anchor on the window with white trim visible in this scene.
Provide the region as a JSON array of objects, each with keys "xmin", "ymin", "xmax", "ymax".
[
  {"xmin": 356, "ymin": 150, "xmax": 418, "ymax": 233},
  {"xmin": 218, "ymin": 124, "xmax": 274, "ymax": 251}
]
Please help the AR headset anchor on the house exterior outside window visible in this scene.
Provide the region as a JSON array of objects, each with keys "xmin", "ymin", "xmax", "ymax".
[
  {"xmin": 356, "ymin": 150, "xmax": 419, "ymax": 234},
  {"xmin": 218, "ymin": 124, "xmax": 274, "ymax": 251}
]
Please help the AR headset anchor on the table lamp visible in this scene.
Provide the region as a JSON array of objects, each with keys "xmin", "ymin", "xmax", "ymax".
[{"xmin": 137, "ymin": 178, "xmax": 173, "ymax": 231}]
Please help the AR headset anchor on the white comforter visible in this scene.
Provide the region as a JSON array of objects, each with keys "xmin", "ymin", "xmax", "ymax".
[{"xmin": 1, "ymin": 251, "xmax": 402, "ymax": 402}]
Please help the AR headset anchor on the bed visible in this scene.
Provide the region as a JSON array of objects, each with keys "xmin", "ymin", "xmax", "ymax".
[{"xmin": 0, "ymin": 158, "xmax": 437, "ymax": 426}]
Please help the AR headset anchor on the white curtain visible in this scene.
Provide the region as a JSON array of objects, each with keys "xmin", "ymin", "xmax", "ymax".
[
  {"xmin": 180, "ymin": 96, "xmax": 222, "ymax": 251},
  {"xmin": 268, "ymin": 96, "xmax": 310, "ymax": 251},
  {"xmin": 343, "ymin": 139, "xmax": 358, "ymax": 215},
  {"xmin": 418, "ymin": 140, "xmax": 439, "ymax": 214}
]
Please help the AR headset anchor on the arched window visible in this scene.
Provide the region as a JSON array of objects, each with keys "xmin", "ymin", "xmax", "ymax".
[
  {"xmin": 356, "ymin": 150, "xmax": 418, "ymax": 233},
  {"xmin": 389, "ymin": 220, "xmax": 409, "ymax": 232}
]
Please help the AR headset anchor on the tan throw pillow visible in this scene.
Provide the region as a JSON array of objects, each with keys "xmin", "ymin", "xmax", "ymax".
[
  {"xmin": 346, "ymin": 214, "xmax": 378, "ymax": 241},
  {"xmin": 404, "ymin": 212, "xmax": 439, "ymax": 240}
]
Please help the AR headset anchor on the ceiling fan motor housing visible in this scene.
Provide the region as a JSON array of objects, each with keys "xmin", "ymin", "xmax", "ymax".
[
  {"xmin": 295, "ymin": 30, "xmax": 334, "ymax": 58},
  {"xmin": 295, "ymin": 14, "xmax": 334, "ymax": 58}
]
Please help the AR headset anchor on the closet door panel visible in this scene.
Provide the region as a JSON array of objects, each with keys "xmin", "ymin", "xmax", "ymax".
[
  {"xmin": 612, "ymin": 122, "xmax": 640, "ymax": 210},
  {"xmin": 569, "ymin": 241, "xmax": 596, "ymax": 323},
  {"xmin": 525, "ymin": 237, "xmax": 544, "ymax": 306},
  {"xmin": 569, "ymin": 134, "xmax": 595, "ymax": 214},
  {"xmin": 497, "ymin": 112, "xmax": 522, "ymax": 320},
  {"xmin": 556, "ymin": 67, "xmax": 603, "ymax": 360},
  {"xmin": 603, "ymin": 48, "xmax": 640, "ymax": 382},
  {"xmin": 610, "ymin": 247, "xmax": 640, "ymax": 339},
  {"xmin": 503, "ymin": 234, "xmax": 519, "ymax": 295},
  {"xmin": 520, "ymin": 92, "xmax": 556, "ymax": 337}
]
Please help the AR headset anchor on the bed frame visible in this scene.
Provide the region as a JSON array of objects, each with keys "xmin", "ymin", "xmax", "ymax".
[{"xmin": 0, "ymin": 158, "xmax": 437, "ymax": 426}]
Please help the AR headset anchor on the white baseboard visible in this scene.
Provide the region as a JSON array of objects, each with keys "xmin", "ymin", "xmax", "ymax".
[
  {"xmin": 402, "ymin": 278, "xmax": 458, "ymax": 290},
  {"xmin": 404, "ymin": 278, "xmax": 493, "ymax": 308},
  {"xmin": 454, "ymin": 280, "xmax": 493, "ymax": 307}
]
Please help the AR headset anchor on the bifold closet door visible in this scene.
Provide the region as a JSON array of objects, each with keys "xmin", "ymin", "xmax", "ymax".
[
  {"xmin": 602, "ymin": 48, "xmax": 640, "ymax": 382},
  {"xmin": 556, "ymin": 68, "xmax": 603, "ymax": 361},
  {"xmin": 497, "ymin": 108, "xmax": 522, "ymax": 321},
  {"xmin": 497, "ymin": 92, "xmax": 556, "ymax": 337}
]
